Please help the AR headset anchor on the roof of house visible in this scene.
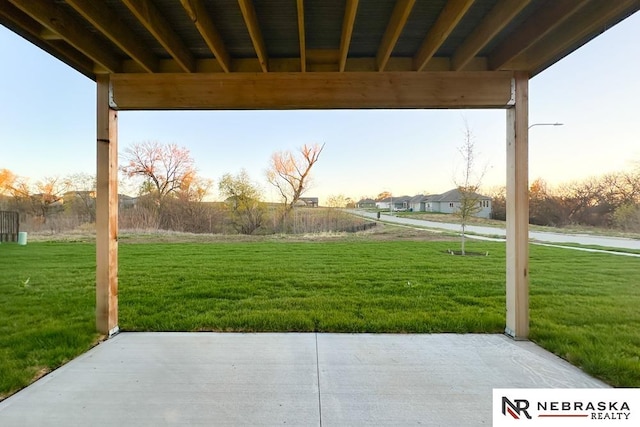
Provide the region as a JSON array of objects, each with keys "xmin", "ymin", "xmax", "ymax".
[
  {"xmin": 377, "ymin": 195, "xmax": 412, "ymax": 203},
  {"xmin": 357, "ymin": 198, "xmax": 376, "ymax": 204},
  {"xmin": 430, "ymin": 188, "xmax": 490, "ymax": 202}
]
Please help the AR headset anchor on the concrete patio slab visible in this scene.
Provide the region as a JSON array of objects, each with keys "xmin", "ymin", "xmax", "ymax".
[{"xmin": 0, "ymin": 333, "xmax": 607, "ymax": 426}]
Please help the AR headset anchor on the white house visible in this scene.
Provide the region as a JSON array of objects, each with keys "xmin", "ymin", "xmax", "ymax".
[
  {"xmin": 426, "ymin": 188, "xmax": 492, "ymax": 218},
  {"xmin": 360, "ymin": 189, "xmax": 492, "ymax": 218}
]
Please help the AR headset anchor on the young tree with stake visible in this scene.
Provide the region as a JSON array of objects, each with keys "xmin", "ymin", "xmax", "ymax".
[{"xmin": 454, "ymin": 125, "xmax": 486, "ymax": 255}]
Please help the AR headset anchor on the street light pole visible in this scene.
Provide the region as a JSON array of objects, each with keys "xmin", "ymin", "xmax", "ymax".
[{"xmin": 529, "ymin": 122, "xmax": 563, "ymax": 129}]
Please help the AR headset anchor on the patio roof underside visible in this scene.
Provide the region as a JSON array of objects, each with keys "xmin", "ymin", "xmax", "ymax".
[{"xmin": 1, "ymin": 0, "xmax": 638, "ymax": 110}]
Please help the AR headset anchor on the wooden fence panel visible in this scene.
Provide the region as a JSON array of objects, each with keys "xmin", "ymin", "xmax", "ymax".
[{"xmin": 0, "ymin": 211, "xmax": 19, "ymax": 242}]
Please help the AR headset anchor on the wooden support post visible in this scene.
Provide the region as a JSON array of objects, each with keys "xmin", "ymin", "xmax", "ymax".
[
  {"xmin": 505, "ymin": 71, "xmax": 529, "ymax": 339},
  {"xmin": 96, "ymin": 74, "xmax": 119, "ymax": 336}
]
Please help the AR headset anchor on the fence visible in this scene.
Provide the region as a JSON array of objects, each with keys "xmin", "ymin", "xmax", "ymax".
[{"xmin": 0, "ymin": 211, "xmax": 19, "ymax": 242}]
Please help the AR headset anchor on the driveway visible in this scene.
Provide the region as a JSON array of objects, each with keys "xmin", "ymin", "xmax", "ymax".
[{"xmin": 350, "ymin": 210, "xmax": 640, "ymax": 251}]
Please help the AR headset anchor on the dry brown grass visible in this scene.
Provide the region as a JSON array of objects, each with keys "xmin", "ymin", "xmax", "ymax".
[{"xmin": 24, "ymin": 223, "xmax": 456, "ymax": 244}]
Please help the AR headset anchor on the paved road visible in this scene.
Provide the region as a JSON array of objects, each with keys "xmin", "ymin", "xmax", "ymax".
[{"xmin": 349, "ymin": 210, "xmax": 640, "ymax": 251}]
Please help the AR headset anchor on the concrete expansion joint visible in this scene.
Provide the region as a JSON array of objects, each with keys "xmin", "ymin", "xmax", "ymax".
[{"xmin": 315, "ymin": 332, "xmax": 323, "ymax": 426}]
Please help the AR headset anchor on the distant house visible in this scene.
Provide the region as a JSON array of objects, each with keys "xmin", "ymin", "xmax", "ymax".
[
  {"xmin": 63, "ymin": 192, "xmax": 137, "ymax": 209},
  {"xmin": 299, "ymin": 197, "xmax": 319, "ymax": 207},
  {"xmin": 356, "ymin": 198, "xmax": 376, "ymax": 209},
  {"xmin": 375, "ymin": 195, "xmax": 411, "ymax": 211},
  {"xmin": 359, "ymin": 189, "xmax": 492, "ymax": 218},
  {"xmin": 63, "ymin": 190, "xmax": 95, "ymax": 202},
  {"xmin": 118, "ymin": 194, "xmax": 137, "ymax": 208}
]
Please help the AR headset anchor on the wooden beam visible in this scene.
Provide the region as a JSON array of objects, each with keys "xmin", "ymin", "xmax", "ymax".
[
  {"xmin": 505, "ymin": 71, "xmax": 529, "ymax": 340},
  {"xmin": 510, "ymin": 0, "xmax": 639, "ymax": 76},
  {"xmin": 96, "ymin": 75, "xmax": 119, "ymax": 336},
  {"xmin": 489, "ymin": 0, "xmax": 588, "ymax": 70},
  {"xmin": 180, "ymin": 0, "xmax": 231, "ymax": 73},
  {"xmin": 121, "ymin": 0, "xmax": 195, "ymax": 73},
  {"xmin": 0, "ymin": 2, "xmax": 95, "ymax": 77},
  {"xmin": 40, "ymin": 27, "xmax": 62, "ymax": 40},
  {"xmin": 66, "ymin": 0, "xmax": 158, "ymax": 73},
  {"xmin": 237, "ymin": 0, "xmax": 268, "ymax": 72},
  {"xmin": 376, "ymin": 0, "xmax": 416, "ymax": 71},
  {"xmin": 451, "ymin": 0, "xmax": 530, "ymax": 71},
  {"xmin": 339, "ymin": 0, "xmax": 359, "ymax": 72},
  {"xmin": 413, "ymin": 0, "xmax": 475, "ymax": 71},
  {"xmin": 109, "ymin": 71, "xmax": 514, "ymax": 110},
  {"xmin": 8, "ymin": 0, "xmax": 121, "ymax": 73},
  {"xmin": 296, "ymin": 0, "xmax": 306, "ymax": 72}
]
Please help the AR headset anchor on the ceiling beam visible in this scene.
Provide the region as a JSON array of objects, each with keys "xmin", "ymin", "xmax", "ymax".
[
  {"xmin": 238, "ymin": 0, "xmax": 268, "ymax": 72},
  {"xmin": 40, "ymin": 27, "xmax": 62, "ymax": 40},
  {"xmin": 8, "ymin": 0, "xmax": 121, "ymax": 73},
  {"xmin": 296, "ymin": 0, "xmax": 306, "ymax": 72},
  {"xmin": 376, "ymin": 0, "xmax": 416, "ymax": 71},
  {"xmin": 489, "ymin": 0, "xmax": 589, "ymax": 70},
  {"xmin": 413, "ymin": 0, "xmax": 475, "ymax": 71},
  {"xmin": 339, "ymin": 0, "xmax": 359, "ymax": 72},
  {"xmin": 451, "ymin": 0, "xmax": 530, "ymax": 71},
  {"xmin": 512, "ymin": 0, "xmax": 639, "ymax": 76},
  {"xmin": 109, "ymin": 71, "xmax": 514, "ymax": 110},
  {"xmin": 0, "ymin": 2, "xmax": 95, "ymax": 78},
  {"xmin": 121, "ymin": 0, "xmax": 195, "ymax": 73},
  {"xmin": 66, "ymin": 0, "xmax": 158, "ymax": 73},
  {"xmin": 180, "ymin": 0, "xmax": 231, "ymax": 73}
]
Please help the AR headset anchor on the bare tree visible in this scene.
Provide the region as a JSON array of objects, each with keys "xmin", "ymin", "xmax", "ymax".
[
  {"xmin": 120, "ymin": 141, "xmax": 203, "ymax": 229},
  {"xmin": 613, "ymin": 203, "xmax": 640, "ymax": 232},
  {"xmin": 0, "ymin": 169, "xmax": 16, "ymax": 196},
  {"xmin": 0, "ymin": 169, "xmax": 17, "ymax": 210},
  {"xmin": 375, "ymin": 191, "xmax": 392, "ymax": 201},
  {"xmin": 219, "ymin": 170, "xmax": 265, "ymax": 234},
  {"xmin": 35, "ymin": 176, "xmax": 72, "ymax": 228},
  {"xmin": 454, "ymin": 125, "xmax": 486, "ymax": 255},
  {"xmin": 487, "ymin": 186, "xmax": 506, "ymax": 220},
  {"xmin": 121, "ymin": 141, "xmax": 197, "ymax": 202},
  {"xmin": 64, "ymin": 173, "xmax": 97, "ymax": 223},
  {"xmin": 266, "ymin": 143, "xmax": 325, "ymax": 223},
  {"xmin": 5, "ymin": 175, "xmax": 71, "ymax": 230},
  {"xmin": 326, "ymin": 194, "xmax": 351, "ymax": 208}
]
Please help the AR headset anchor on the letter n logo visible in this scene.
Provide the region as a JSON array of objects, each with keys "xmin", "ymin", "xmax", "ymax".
[{"xmin": 502, "ymin": 397, "xmax": 532, "ymax": 419}]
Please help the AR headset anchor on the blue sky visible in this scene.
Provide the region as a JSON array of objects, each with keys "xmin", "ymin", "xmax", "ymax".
[{"xmin": 1, "ymin": 13, "xmax": 638, "ymax": 203}]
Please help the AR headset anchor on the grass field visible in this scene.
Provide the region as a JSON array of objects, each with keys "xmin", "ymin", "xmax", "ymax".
[{"xmin": 1, "ymin": 231, "xmax": 639, "ymax": 398}]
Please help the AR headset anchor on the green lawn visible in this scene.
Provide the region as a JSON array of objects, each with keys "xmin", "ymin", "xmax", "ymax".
[{"xmin": 1, "ymin": 238, "xmax": 638, "ymax": 399}]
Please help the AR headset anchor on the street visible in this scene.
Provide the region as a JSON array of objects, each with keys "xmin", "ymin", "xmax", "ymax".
[{"xmin": 349, "ymin": 210, "xmax": 640, "ymax": 251}]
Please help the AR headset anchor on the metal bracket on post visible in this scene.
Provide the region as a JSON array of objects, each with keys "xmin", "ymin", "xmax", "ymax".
[
  {"xmin": 108, "ymin": 78, "xmax": 118, "ymax": 110},
  {"xmin": 108, "ymin": 326, "xmax": 120, "ymax": 338},
  {"xmin": 505, "ymin": 327, "xmax": 528, "ymax": 341},
  {"xmin": 506, "ymin": 77, "xmax": 516, "ymax": 106}
]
